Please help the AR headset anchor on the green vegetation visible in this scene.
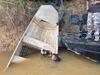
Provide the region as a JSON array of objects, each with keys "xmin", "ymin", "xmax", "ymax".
[{"xmin": 18, "ymin": 0, "xmax": 28, "ymax": 9}]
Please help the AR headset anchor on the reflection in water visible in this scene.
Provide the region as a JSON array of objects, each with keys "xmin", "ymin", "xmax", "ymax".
[{"xmin": 0, "ymin": 50, "xmax": 100, "ymax": 75}]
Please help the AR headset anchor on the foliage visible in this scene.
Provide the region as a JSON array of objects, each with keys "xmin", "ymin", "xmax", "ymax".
[{"xmin": 18, "ymin": 0, "xmax": 28, "ymax": 9}]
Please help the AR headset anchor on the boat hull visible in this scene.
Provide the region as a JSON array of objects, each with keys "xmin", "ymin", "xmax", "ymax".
[{"xmin": 62, "ymin": 35, "xmax": 100, "ymax": 62}]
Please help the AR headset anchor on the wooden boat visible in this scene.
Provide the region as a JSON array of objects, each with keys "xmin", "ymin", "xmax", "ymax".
[
  {"xmin": 5, "ymin": 5, "xmax": 59, "ymax": 70},
  {"xmin": 61, "ymin": 13, "xmax": 100, "ymax": 62},
  {"xmin": 62, "ymin": 34, "xmax": 100, "ymax": 62}
]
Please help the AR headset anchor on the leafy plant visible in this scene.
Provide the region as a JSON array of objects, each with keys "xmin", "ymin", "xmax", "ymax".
[
  {"xmin": 1, "ymin": 0, "xmax": 13, "ymax": 5},
  {"xmin": 18, "ymin": 0, "xmax": 28, "ymax": 9}
]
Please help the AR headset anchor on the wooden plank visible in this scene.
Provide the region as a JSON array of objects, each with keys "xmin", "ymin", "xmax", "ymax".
[{"xmin": 23, "ymin": 36, "xmax": 55, "ymax": 51}]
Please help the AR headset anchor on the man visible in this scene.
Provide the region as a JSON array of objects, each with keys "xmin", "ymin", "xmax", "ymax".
[
  {"xmin": 55, "ymin": 0, "xmax": 64, "ymax": 18},
  {"xmin": 55, "ymin": 0, "xmax": 65, "ymax": 32},
  {"xmin": 51, "ymin": 0, "xmax": 64, "ymax": 62},
  {"xmin": 86, "ymin": 0, "xmax": 100, "ymax": 41}
]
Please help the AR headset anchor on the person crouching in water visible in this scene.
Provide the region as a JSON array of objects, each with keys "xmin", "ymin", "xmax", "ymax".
[
  {"xmin": 86, "ymin": 0, "xmax": 100, "ymax": 41},
  {"xmin": 50, "ymin": 0, "xmax": 63, "ymax": 62}
]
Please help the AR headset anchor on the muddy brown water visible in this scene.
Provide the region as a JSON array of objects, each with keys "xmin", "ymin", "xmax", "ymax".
[{"xmin": 0, "ymin": 50, "xmax": 100, "ymax": 75}]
